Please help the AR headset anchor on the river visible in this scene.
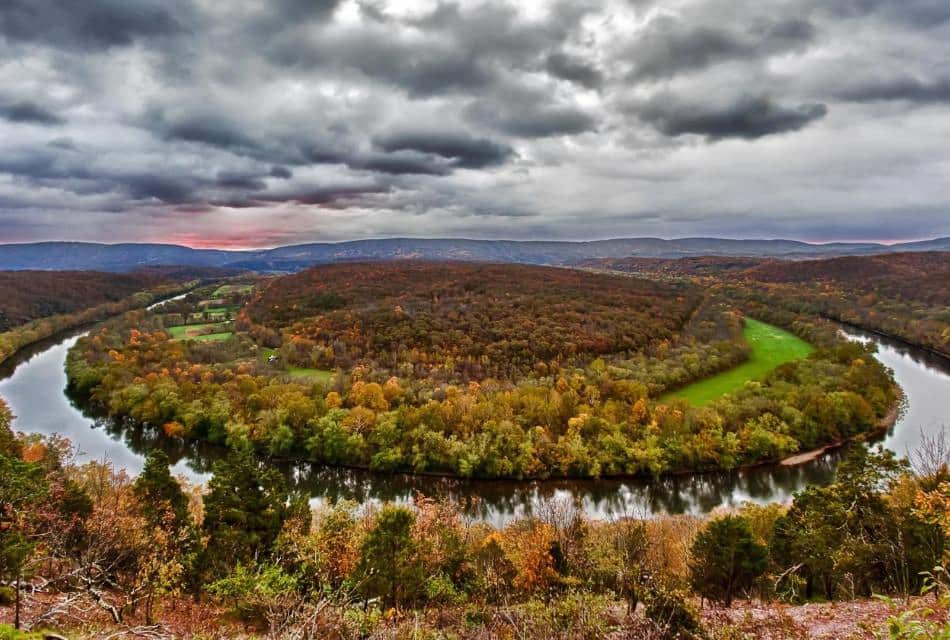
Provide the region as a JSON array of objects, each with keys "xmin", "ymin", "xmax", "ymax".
[{"xmin": 1, "ymin": 322, "xmax": 947, "ymax": 525}]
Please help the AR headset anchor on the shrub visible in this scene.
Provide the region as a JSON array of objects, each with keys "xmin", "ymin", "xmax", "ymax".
[{"xmin": 689, "ymin": 515, "xmax": 767, "ymax": 606}]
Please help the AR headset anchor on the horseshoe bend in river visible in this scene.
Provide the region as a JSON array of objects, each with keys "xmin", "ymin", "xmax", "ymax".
[{"xmin": 1, "ymin": 323, "xmax": 948, "ymax": 526}]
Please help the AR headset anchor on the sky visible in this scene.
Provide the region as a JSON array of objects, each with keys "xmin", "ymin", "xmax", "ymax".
[{"xmin": 1, "ymin": 0, "xmax": 949, "ymax": 249}]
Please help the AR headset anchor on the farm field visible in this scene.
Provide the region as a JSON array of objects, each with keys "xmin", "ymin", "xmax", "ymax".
[
  {"xmin": 660, "ymin": 317, "xmax": 814, "ymax": 406},
  {"xmin": 167, "ymin": 322, "xmax": 233, "ymax": 342},
  {"xmin": 213, "ymin": 283, "xmax": 253, "ymax": 297}
]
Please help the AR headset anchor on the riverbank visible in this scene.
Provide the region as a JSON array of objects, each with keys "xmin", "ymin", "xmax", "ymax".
[
  {"xmin": 779, "ymin": 387, "xmax": 903, "ymax": 467},
  {"xmin": 824, "ymin": 313, "xmax": 950, "ymax": 361}
]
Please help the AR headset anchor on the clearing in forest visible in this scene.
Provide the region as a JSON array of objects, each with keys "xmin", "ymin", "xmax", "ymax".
[
  {"xmin": 167, "ymin": 322, "xmax": 233, "ymax": 342},
  {"xmin": 661, "ymin": 318, "xmax": 814, "ymax": 406}
]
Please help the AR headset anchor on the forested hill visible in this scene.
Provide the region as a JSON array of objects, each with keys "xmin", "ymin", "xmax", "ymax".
[
  {"xmin": 1, "ymin": 236, "xmax": 949, "ymax": 271},
  {"xmin": 0, "ymin": 268, "xmax": 235, "ymax": 332},
  {"xmin": 587, "ymin": 251, "xmax": 950, "ymax": 356},
  {"xmin": 585, "ymin": 251, "xmax": 950, "ymax": 306}
]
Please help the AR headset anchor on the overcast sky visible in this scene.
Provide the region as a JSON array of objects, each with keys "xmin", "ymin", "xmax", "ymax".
[{"xmin": 1, "ymin": 0, "xmax": 949, "ymax": 248}]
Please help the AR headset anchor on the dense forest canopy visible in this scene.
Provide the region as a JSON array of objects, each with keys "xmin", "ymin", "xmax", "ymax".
[{"xmin": 241, "ymin": 262, "xmax": 700, "ymax": 380}]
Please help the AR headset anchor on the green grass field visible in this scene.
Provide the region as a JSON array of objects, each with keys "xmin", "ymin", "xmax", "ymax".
[
  {"xmin": 167, "ymin": 322, "xmax": 233, "ymax": 342},
  {"xmin": 660, "ymin": 318, "xmax": 814, "ymax": 406}
]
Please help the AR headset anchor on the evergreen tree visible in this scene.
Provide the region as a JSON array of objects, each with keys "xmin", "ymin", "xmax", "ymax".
[
  {"xmin": 770, "ymin": 446, "xmax": 943, "ymax": 600},
  {"xmin": 133, "ymin": 450, "xmax": 190, "ymax": 531},
  {"xmin": 201, "ymin": 448, "xmax": 290, "ymax": 578},
  {"xmin": 689, "ymin": 514, "xmax": 767, "ymax": 606},
  {"xmin": 0, "ymin": 411, "xmax": 46, "ymax": 629},
  {"xmin": 355, "ymin": 504, "xmax": 424, "ymax": 609}
]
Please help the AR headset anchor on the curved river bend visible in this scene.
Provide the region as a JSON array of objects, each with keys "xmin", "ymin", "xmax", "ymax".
[{"xmin": 1, "ymin": 324, "xmax": 947, "ymax": 526}]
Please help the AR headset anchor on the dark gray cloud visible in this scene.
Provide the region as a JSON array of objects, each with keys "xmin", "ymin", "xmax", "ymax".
[
  {"xmin": 144, "ymin": 106, "xmax": 261, "ymax": 156},
  {"xmin": 374, "ymin": 131, "xmax": 513, "ymax": 169},
  {"xmin": 545, "ymin": 52, "xmax": 603, "ymax": 89},
  {"xmin": 216, "ymin": 171, "xmax": 267, "ymax": 191},
  {"xmin": 0, "ymin": 100, "xmax": 64, "ymax": 125},
  {"xmin": 353, "ymin": 152, "xmax": 453, "ymax": 176},
  {"xmin": 125, "ymin": 175, "xmax": 199, "ymax": 204},
  {"xmin": 0, "ymin": 0, "xmax": 195, "ymax": 50},
  {"xmin": 466, "ymin": 100, "xmax": 597, "ymax": 138},
  {"xmin": 0, "ymin": 0, "xmax": 948, "ymax": 245},
  {"xmin": 638, "ymin": 93, "xmax": 828, "ymax": 140}
]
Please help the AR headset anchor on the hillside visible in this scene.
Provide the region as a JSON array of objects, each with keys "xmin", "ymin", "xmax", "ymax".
[
  {"xmin": 589, "ymin": 251, "xmax": 950, "ymax": 355},
  {"xmin": 0, "ymin": 270, "xmax": 169, "ymax": 332},
  {"xmin": 742, "ymin": 251, "xmax": 950, "ymax": 307},
  {"xmin": 1, "ymin": 236, "xmax": 948, "ymax": 271},
  {"xmin": 0, "ymin": 267, "xmax": 242, "ymax": 332}
]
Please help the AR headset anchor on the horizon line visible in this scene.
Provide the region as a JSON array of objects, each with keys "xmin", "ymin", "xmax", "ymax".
[{"xmin": 0, "ymin": 234, "xmax": 944, "ymax": 252}]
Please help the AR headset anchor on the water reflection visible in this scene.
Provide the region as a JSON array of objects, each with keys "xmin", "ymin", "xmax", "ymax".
[
  {"xmin": 0, "ymin": 323, "xmax": 946, "ymax": 525},
  {"xmin": 93, "ymin": 413, "xmax": 844, "ymax": 526}
]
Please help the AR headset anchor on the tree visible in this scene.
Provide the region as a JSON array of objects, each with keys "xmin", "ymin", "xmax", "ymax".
[
  {"xmin": 355, "ymin": 505, "xmax": 424, "ymax": 609},
  {"xmin": 201, "ymin": 448, "xmax": 290, "ymax": 579},
  {"xmin": 770, "ymin": 446, "xmax": 940, "ymax": 601},
  {"xmin": 689, "ymin": 514, "xmax": 767, "ymax": 606},
  {"xmin": 133, "ymin": 449, "xmax": 190, "ymax": 532},
  {"xmin": 0, "ymin": 453, "xmax": 46, "ymax": 629},
  {"xmin": 132, "ymin": 450, "xmax": 194, "ymax": 623}
]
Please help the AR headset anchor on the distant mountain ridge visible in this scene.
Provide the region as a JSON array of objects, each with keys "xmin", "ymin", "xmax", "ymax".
[{"xmin": 0, "ymin": 236, "xmax": 948, "ymax": 272}]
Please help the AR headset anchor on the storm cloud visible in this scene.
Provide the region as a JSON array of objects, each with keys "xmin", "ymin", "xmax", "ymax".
[
  {"xmin": 0, "ymin": 0, "xmax": 948, "ymax": 246},
  {"xmin": 639, "ymin": 93, "xmax": 828, "ymax": 140},
  {"xmin": 0, "ymin": 100, "xmax": 64, "ymax": 126}
]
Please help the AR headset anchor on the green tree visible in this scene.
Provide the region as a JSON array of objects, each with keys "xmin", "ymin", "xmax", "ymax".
[
  {"xmin": 133, "ymin": 450, "xmax": 190, "ymax": 531},
  {"xmin": 201, "ymin": 448, "xmax": 290, "ymax": 579},
  {"xmin": 770, "ymin": 446, "xmax": 941, "ymax": 601},
  {"xmin": 689, "ymin": 514, "xmax": 767, "ymax": 606},
  {"xmin": 0, "ymin": 454, "xmax": 46, "ymax": 629},
  {"xmin": 0, "ymin": 408, "xmax": 47, "ymax": 629},
  {"xmin": 355, "ymin": 504, "xmax": 424, "ymax": 609}
]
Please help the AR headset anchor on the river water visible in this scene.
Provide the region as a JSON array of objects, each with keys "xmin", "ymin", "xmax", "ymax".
[{"xmin": 1, "ymin": 323, "xmax": 947, "ymax": 525}]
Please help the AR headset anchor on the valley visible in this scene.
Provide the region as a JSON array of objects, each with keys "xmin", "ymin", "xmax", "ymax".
[{"xmin": 0, "ymin": 252, "xmax": 947, "ymax": 639}]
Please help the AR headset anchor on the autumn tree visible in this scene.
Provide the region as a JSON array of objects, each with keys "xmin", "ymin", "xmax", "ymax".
[{"xmin": 132, "ymin": 450, "xmax": 195, "ymax": 622}]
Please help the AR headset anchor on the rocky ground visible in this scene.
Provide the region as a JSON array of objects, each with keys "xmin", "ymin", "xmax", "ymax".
[{"xmin": 2, "ymin": 592, "xmax": 947, "ymax": 639}]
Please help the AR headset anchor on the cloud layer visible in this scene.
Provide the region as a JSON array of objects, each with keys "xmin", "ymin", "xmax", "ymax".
[{"xmin": 0, "ymin": 0, "xmax": 948, "ymax": 246}]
